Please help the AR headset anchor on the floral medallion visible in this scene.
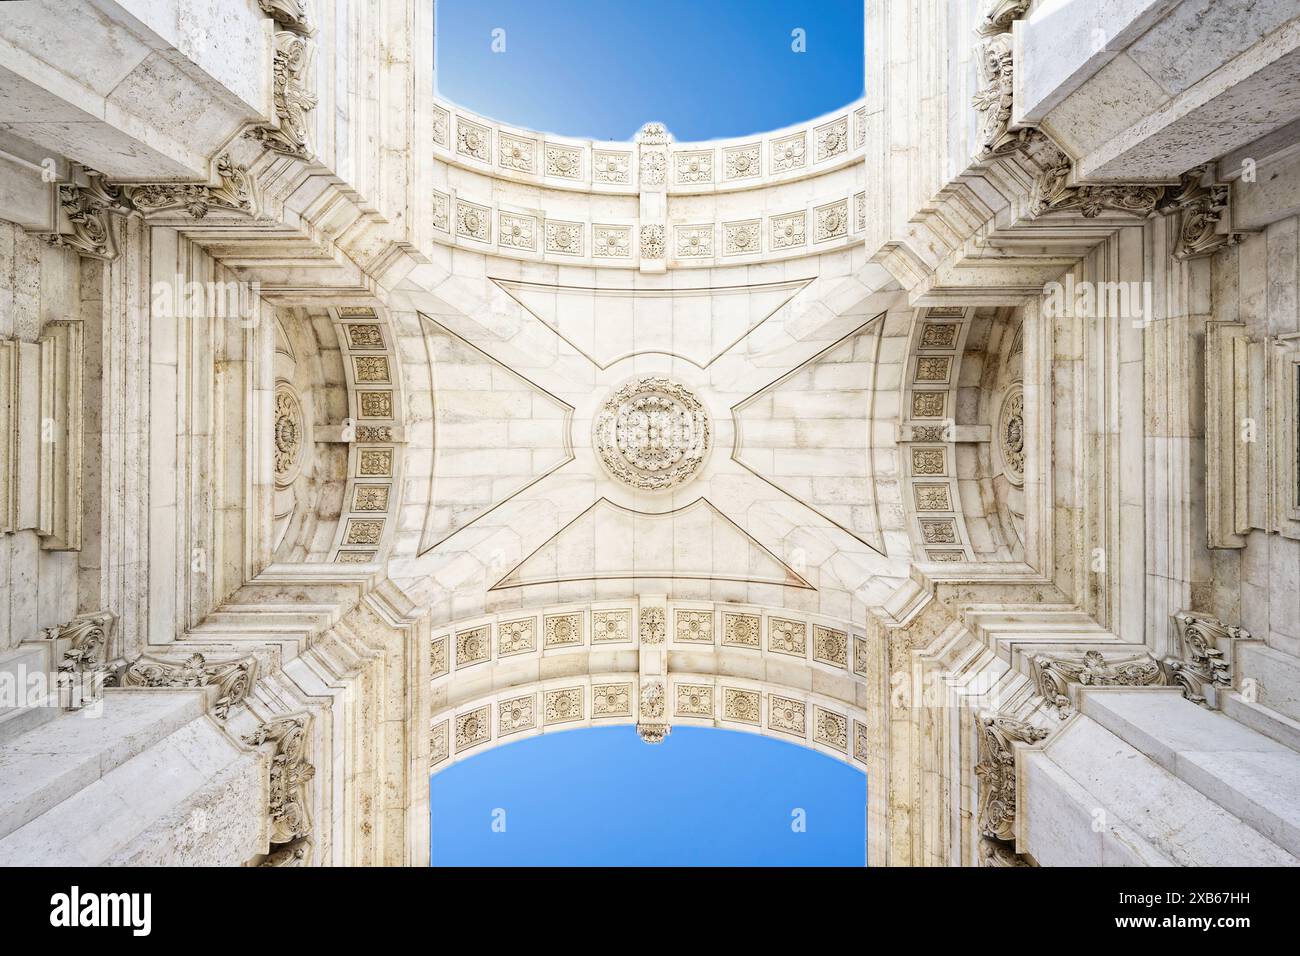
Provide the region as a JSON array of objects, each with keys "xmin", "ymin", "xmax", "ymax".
[{"xmin": 593, "ymin": 377, "xmax": 710, "ymax": 491}]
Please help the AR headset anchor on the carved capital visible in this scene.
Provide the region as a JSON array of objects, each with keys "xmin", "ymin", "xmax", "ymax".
[
  {"xmin": 636, "ymin": 678, "xmax": 669, "ymax": 745},
  {"xmin": 972, "ymin": 32, "xmax": 1017, "ymax": 159},
  {"xmin": 45, "ymin": 611, "xmax": 115, "ymax": 676},
  {"xmin": 120, "ymin": 652, "xmax": 257, "ymax": 720},
  {"xmin": 977, "ymin": 0, "xmax": 1031, "ymax": 37},
  {"xmin": 243, "ymin": 714, "xmax": 315, "ymax": 845},
  {"xmin": 38, "ymin": 171, "xmax": 128, "ymax": 260},
  {"xmin": 1032, "ymin": 151, "xmax": 1166, "ymax": 218},
  {"xmin": 974, "ymin": 712, "xmax": 1048, "ymax": 841},
  {"xmin": 1164, "ymin": 611, "xmax": 1243, "ymax": 707},
  {"xmin": 1033, "ymin": 649, "xmax": 1167, "ymax": 717}
]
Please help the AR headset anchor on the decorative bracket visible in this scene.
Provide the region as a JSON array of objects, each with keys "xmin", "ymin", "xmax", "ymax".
[
  {"xmin": 243, "ymin": 714, "xmax": 316, "ymax": 845},
  {"xmin": 1164, "ymin": 611, "xmax": 1242, "ymax": 707},
  {"xmin": 974, "ymin": 711, "xmax": 1049, "ymax": 842},
  {"xmin": 119, "ymin": 652, "xmax": 258, "ymax": 720},
  {"xmin": 1032, "ymin": 649, "xmax": 1167, "ymax": 718}
]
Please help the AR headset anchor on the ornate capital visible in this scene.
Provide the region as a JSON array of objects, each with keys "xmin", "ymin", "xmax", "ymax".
[
  {"xmin": 1033, "ymin": 649, "xmax": 1167, "ymax": 717},
  {"xmin": 119, "ymin": 154, "xmax": 257, "ymax": 220},
  {"xmin": 1164, "ymin": 611, "xmax": 1242, "ymax": 706},
  {"xmin": 44, "ymin": 611, "xmax": 115, "ymax": 676},
  {"xmin": 120, "ymin": 652, "xmax": 257, "ymax": 720},
  {"xmin": 243, "ymin": 715, "xmax": 315, "ymax": 845},
  {"xmin": 1031, "ymin": 150, "xmax": 1167, "ymax": 218},
  {"xmin": 637, "ymin": 678, "xmax": 670, "ymax": 744},
  {"xmin": 974, "ymin": 712, "xmax": 1049, "ymax": 841},
  {"xmin": 1158, "ymin": 165, "xmax": 1241, "ymax": 259}
]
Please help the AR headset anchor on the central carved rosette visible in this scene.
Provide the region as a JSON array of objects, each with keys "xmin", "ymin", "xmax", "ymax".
[{"xmin": 594, "ymin": 377, "xmax": 710, "ymax": 490}]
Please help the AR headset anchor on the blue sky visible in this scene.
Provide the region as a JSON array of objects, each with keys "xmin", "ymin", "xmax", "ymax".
[
  {"xmin": 431, "ymin": 726, "xmax": 866, "ymax": 866},
  {"xmin": 434, "ymin": 0, "xmax": 865, "ymax": 141}
]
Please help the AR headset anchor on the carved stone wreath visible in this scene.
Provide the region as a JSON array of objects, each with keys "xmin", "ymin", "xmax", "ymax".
[
  {"xmin": 274, "ymin": 383, "xmax": 305, "ymax": 486},
  {"xmin": 998, "ymin": 383, "xmax": 1024, "ymax": 486},
  {"xmin": 594, "ymin": 377, "xmax": 710, "ymax": 491}
]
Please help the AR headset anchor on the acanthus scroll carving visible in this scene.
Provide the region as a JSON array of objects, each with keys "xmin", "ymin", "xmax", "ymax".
[
  {"xmin": 974, "ymin": 712, "xmax": 1049, "ymax": 842},
  {"xmin": 120, "ymin": 154, "xmax": 257, "ymax": 220},
  {"xmin": 248, "ymin": 30, "xmax": 318, "ymax": 160},
  {"xmin": 1164, "ymin": 611, "xmax": 1242, "ymax": 707},
  {"xmin": 243, "ymin": 715, "xmax": 316, "ymax": 845},
  {"xmin": 1157, "ymin": 165, "xmax": 1241, "ymax": 260},
  {"xmin": 1033, "ymin": 649, "xmax": 1166, "ymax": 717},
  {"xmin": 39, "ymin": 172, "xmax": 129, "ymax": 260},
  {"xmin": 119, "ymin": 652, "xmax": 257, "ymax": 720}
]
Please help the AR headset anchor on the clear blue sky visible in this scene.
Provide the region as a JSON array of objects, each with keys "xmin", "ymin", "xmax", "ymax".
[
  {"xmin": 432, "ymin": 726, "xmax": 866, "ymax": 866},
  {"xmin": 434, "ymin": 0, "xmax": 865, "ymax": 141}
]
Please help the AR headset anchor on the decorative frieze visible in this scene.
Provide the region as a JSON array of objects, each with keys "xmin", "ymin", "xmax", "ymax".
[
  {"xmin": 592, "ymin": 150, "xmax": 631, "ymax": 184},
  {"xmin": 242, "ymin": 715, "xmax": 315, "ymax": 845},
  {"xmin": 974, "ymin": 713, "xmax": 1048, "ymax": 842},
  {"xmin": 545, "ymin": 144, "xmax": 583, "ymax": 179},
  {"xmin": 1032, "ymin": 649, "xmax": 1166, "ymax": 717},
  {"xmin": 814, "ymin": 117, "xmax": 849, "ymax": 162},
  {"xmin": 120, "ymin": 652, "xmax": 257, "ymax": 720}
]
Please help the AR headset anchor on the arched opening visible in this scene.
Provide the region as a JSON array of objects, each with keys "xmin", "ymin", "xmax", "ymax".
[{"xmin": 431, "ymin": 725, "xmax": 866, "ymax": 865}]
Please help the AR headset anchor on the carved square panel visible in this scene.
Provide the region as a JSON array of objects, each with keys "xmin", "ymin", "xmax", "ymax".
[
  {"xmin": 336, "ymin": 306, "xmax": 376, "ymax": 318},
  {"xmin": 768, "ymin": 694, "xmax": 806, "ymax": 737},
  {"xmin": 454, "ymin": 705, "xmax": 490, "ymax": 751},
  {"xmin": 915, "ymin": 355, "xmax": 952, "ymax": 383},
  {"xmin": 927, "ymin": 549, "xmax": 966, "ymax": 561},
  {"xmin": 723, "ymin": 219, "xmax": 761, "ymax": 256},
  {"xmin": 812, "ymin": 625, "xmax": 848, "ymax": 669},
  {"xmin": 358, "ymin": 448, "xmax": 393, "ymax": 477},
  {"xmin": 674, "ymin": 608, "xmax": 714, "ymax": 644},
  {"xmin": 353, "ymin": 355, "xmax": 391, "ymax": 384},
  {"xmin": 430, "ymin": 635, "xmax": 449, "ymax": 678},
  {"xmin": 430, "ymin": 720, "xmax": 449, "ymax": 765},
  {"xmin": 335, "ymin": 550, "xmax": 374, "ymax": 563},
  {"xmin": 497, "ymin": 617, "xmax": 536, "ymax": 657},
  {"xmin": 343, "ymin": 518, "xmax": 383, "ymax": 545},
  {"xmin": 674, "ymin": 683, "xmax": 714, "ymax": 718},
  {"xmin": 499, "ymin": 213, "xmax": 537, "ymax": 251},
  {"xmin": 591, "ymin": 682, "xmax": 633, "ymax": 718},
  {"xmin": 592, "ymin": 225, "xmax": 632, "ymax": 259},
  {"xmin": 853, "ymin": 636, "xmax": 870, "ymax": 678},
  {"xmin": 543, "ymin": 611, "xmax": 583, "ymax": 648},
  {"xmin": 432, "ymin": 189, "xmax": 450, "ymax": 233},
  {"xmin": 814, "ymin": 117, "xmax": 849, "ymax": 161},
  {"xmin": 723, "ymin": 143, "xmax": 761, "ymax": 180},
  {"xmin": 853, "ymin": 720, "xmax": 871, "ymax": 763},
  {"xmin": 358, "ymin": 391, "xmax": 393, "ymax": 419},
  {"xmin": 768, "ymin": 617, "xmax": 807, "ymax": 657},
  {"xmin": 345, "ymin": 324, "xmax": 385, "ymax": 350},
  {"xmin": 639, "ymin": 606, "xmax": 666, "ymax": 644},
  {"xmin": 813, "ymin": 706, "xmax": 849, "ymax": 752},
  {"xmin": 352, "ymin": 484, "xmax": 390, "ymax": 512},
  {"xmin": 592, "ymin": 149, "xmax": 631, "ymax": 184},
  {"xmin": 919, "ymin": 518, "xmax": 958, "ymax": 544},
  {"xmin": 498, "ymin": 133, "xmax": 537, "ymax": 172},
  {"xmin": 675, "ymin": 149, "xmax": 714, "ymax": 185},
  {"xmin": 771, "ymin": 132, "xmax": 806, "ymax": 172},
  {"xmin": 919, "ymin": 322, "xmax": 959, "ymax": 348},
  {"xmin": 545, "ymin": 143, "xmax": 583, "ymax": 179},
  {"xmin": 674, "ymin": 225, "xmax": 713, "ymax": 258},
  {"xmin": 591, "ymin": 609, "xmax": 632, "ymax": 644},
  {"xmin": 911, "ymin": 391, "xmax": 946, "ymax": 418},
  {"xmin": 432, "ymin": 105, "xmax": 449, "ymax": 148},
  {"xmin": 544, "ymin": 220, "xmax": 583, "ymax": 256},
  {"xmin": 855, "ymin": 191, "xmax": 866, "ymax": 232},
  {"xmin": 914, "ymin": 482, "xmax": 952, "ymax": 511},
  {"xmin": 498, "ymin": 694, "xmax": 537, "ymax": 736},
  {"xmin": 456, "ymin": 118, "xmax": 491, "ymax": 162},
  {"xmin": 455, "ymin": 625, "xmax": 490, "ymax": 667},
  {"xmin": 911, "ymin": 446, "xmax": 946, "ymax": 476},
  {"xmin": 543, "ymin": 687, "xmax": 584, "ymax": 724},
  {"xmin": 722, "ymin": 687, "xmax": 761, "ymax": 725},
  {"xmin": 722, "ymin": 611, "xmax": 761, "ymax": 649},
  {"xmin": 456, "ymin": 200, "xmax": 490, "ymax": 242},
  {"xmin": 639, "ymin": 224, "xmax": 665, "ymax": 259},
  {"xmin": 771, "ymin": 210, "xmax": 806, "ymax": 249},
  {"xmin": 814, "ymin": 200, "xmax": 849, "ymax": 242}
]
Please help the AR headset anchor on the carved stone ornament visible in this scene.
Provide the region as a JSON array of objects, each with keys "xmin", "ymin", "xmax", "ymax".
[
  {"xmin": 979, "ymin": 837, "xmax": 1034, "ymax": 866},
  {"xmin": 637, "ymin": 679, "xmax": 670, "ymax": 744},
  {"xmin": 120, "ymin": 154, "xmax": 256, "ymax": 220},
  {"xmin": 1032, "ymin": 151, "xmax": 1167, "ymax": 219},
  {"xmin": 635, "ymin": 122, "xmax": 672, "ymax": 146},
  {"xmin": 258, "ymin": 0, "xmax": 312, "ymax": 33},
  {"xmin": 1157, "ymin": 165, "xmax": 1241, "ymax": 260},
  {"xmin": 594, "ymin": 377, "xmax": 710, "ymax": 491},
  {"xmin": 260, "ymin": 839, "xmax": 312, "ymax": 866},
  {"xmin": 44, "ymin": 611, "xmax": 116, "ymax": 677},
  {"xmin": 40, "ymin": 172, "xmax": 129, "ymax": 260},
  {"xmin": 242, "ymin": 715, "xmax": 315, "ymax": 844},
  {"xmin": 972, "ymin": 33, "xmax": 1017, "ymax": 159},
  {"xmin": 998, "ymin": 383, "xmax": 1025, "ymax": 485},
  {"xmin": 120, "ymin": 652, "xmax": 257, "ymax": 720},
  {"xmin": 248, "ymin": 31, "xmax": 318, "ymax": 159},
  {"xmin": 273, "ymin": 383, "xmax": 305, "ymax": 486},
  {"xmin": 639, "ymin": 224, "xmax": 665, "ymax": 258},
  {"xmin": 1033, "ymin": 649, "xmax": 1166, "ymax": 717},
  {"xmin": 977, "ymin": 0, "xmax": 1030, "ymax": 36},
  {"xmin": 974, "ymin": 713, "xmax": 1049, "ymax": 841},
  {"xmin": 1164, "ymin": 611, "xmax": 1242, "ymax": 707}
]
